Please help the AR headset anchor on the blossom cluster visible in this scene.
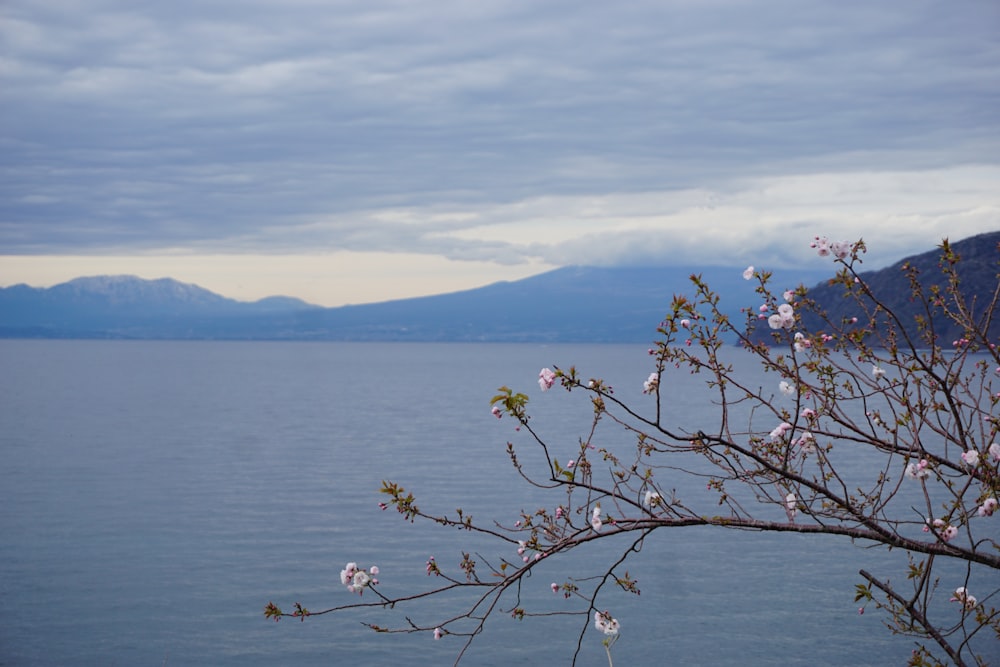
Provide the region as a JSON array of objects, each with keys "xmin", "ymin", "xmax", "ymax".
[
  {"xmin": 339, "ymin": 562, "xmax": 379, "ymax": 595},
  {"xmin": 950, "ymin": 587, "xmax": 978, "ymax": 611},
  {"xmin": 594, "ymin": 610, "xmax": 620, "ymax": 636},
  {"xmin": 810, "ymin": 236, "xmax": 851, "ymax": 259},
  {"xmin": 538, "ymin": 367, "xmax": 556, "ymax": 391}
]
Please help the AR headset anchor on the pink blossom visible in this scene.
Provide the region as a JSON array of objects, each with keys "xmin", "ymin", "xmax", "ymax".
[
  {"xmin": 538, "ymin": 367, "xmax": 557, "ymax": 391},
  {"xmin": 551, "ymin": 582, "xmax": 559, "ymax": 593},
  {"xmin": 680, "ymin": 318, "xmax": 691, "ymax": 328},
  {"xmin": 783, "ymin": 289, "xmax": 795, "ymax": 302},
  {"xmin": 800, "ymin": 407, "xmax": 817, "ymax": 420},
  {"xmin": 989, "ymin": 442, "xmax": 1000, "ymax": 462},
  {"xmin": 743, "ymin": 266, "xmax": 754, "ymax": 280},
  {"xmin": 830, "ymin": 240, "xmax": 851, "ymax": 259},
  {"xmin": 906, "ymin": 460, "xmax": 930, "ymax": 480},
  {"xmin": 941, "ymin": 525, "xmax": 958, "ymax": 542},
  {"xmin": 433, "ymin": 627, "xmax": 443, "ymax": 640},
  {"xmin": 961, "ymin": 450, "xmax": 979, "ymax": 466},
  {"xmin": 491, "ymin": 405, "xmax": 502, "ymax": 419},
  {"xmin": 978, "ymin": 498, "xmax": 998, "ymax": 517},
  {"xmin": 566, "ymin": 459, "xmax": 575, "ymax": 469},
  {"xmin": 555, "ymin": 506, "xmax": 564, "ymax": 520},
  {"xmin": 769, "ymin": 422, "xmax": 792, "ymax": 442}
]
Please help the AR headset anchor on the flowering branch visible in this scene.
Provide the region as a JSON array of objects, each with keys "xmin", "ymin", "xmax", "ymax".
[{"xmin": 265, "ymin": 235, "xmax": 1000, "ymax": 665}]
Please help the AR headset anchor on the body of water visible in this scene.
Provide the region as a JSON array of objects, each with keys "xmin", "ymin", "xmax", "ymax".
[{"xmin": 0, "ymin": 341, "xmax": 971, "ymax": 665}]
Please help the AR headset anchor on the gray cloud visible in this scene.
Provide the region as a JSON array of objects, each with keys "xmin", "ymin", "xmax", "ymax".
[{"xmin": 2, "ymin": 0, "xmax": 998, "ymax": 264}]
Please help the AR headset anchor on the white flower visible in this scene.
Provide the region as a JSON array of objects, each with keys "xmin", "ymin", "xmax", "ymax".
[
  {"xmin": 961, "ymin": 450, "xmax": 979, "ymax": 466},
  {"xmin": 643, "ymin": 490, "xmax": 661, "ymax": 508},
  {"xmin": 950, "ymin": 587, "xmax": 978, "ymax": 610},
  {"xmin": 590, "ymin": 504, "xmax": 603, "ymax": 532},
  {"xmin": 784, "ymin": 493, "xmax": 797, "ymax": 521},
  {"xmin": 433, "ymin": 627, "xmax": 443, "ymax": 640},
  {"xmin": 743, "ymin": 266, "xmax": 754, "ymax": 280},
  {"xmin": 353, "ymin": 570, "xmax": 371, "ymax": 589},
  {"xmin": 989, "ymin": 442, "xmax": 1000, "ymax": 462},
  {"xmin": 796, "ymin": 431, "xmax": 816, "ymax": 454},
  {"xmin": 779, "ymin": 380, "xmax": 795, "ymax": 397},
  {"xmin": 339, "ymin": 562, "xmax": 357, "ymax": 586},
  {"xmin": 643, "ymin": 372, "xmax": 659, "ymax": 394},
  {"xmin": 594, "ymin": 610, "xmax": 620, "ymax": 636},
  {"xmin": 872, "ymin": 365, "xmax": 886, "ymax": 380},
  {"xmin": 767, "ymin": 314, "xmax": 784, "ymax": 330},
  {"xmin": 783, "ymin": 289, "xmax": 795, "ymax": 302},
  {"xmin": 941, "ymin": 525, "xmax": 958, "ymax": 542},
  {"xmin": 978, "ymin": 498, "xmax": 997, "ymax": 517}
]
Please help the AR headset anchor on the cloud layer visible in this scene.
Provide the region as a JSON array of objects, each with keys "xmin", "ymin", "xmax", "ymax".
[{"xmin": 2, "ymin": 0, "xmax": 998, "ymax": 276}]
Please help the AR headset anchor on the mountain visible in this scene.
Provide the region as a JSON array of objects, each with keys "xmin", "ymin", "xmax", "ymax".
[
  {"xmin": 0, "ymin": 275, "xmax": 319, "ymax": 339},
  {"xmin": 2, "ymin": 232, "xmax": 995, "ymax": 343},
  {"xmin": 790, "ymin": 230, "xmax": 1000, "ymax": 346},
  {"xmin": 0, "ymin": 266, "xmax": 830, "ymax": 342}
]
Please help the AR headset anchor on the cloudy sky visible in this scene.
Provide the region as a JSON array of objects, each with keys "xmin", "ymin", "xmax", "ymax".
[{"xmin": 2, "ymin": 0, "xmax": 998, "ymax": 306}]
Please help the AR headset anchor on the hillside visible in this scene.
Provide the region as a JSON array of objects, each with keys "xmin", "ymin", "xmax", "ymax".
[{"xmin": 794, "ymin": 231, "xmax": 999, "ymax": 345}]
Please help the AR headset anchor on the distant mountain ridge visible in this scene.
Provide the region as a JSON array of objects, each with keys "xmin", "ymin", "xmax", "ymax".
[{"xmin": 0, "ymin": 233, "xmax": 996, "ymax": 342}]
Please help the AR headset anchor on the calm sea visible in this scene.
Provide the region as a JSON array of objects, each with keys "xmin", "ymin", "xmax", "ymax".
[{"xmin": 0, "ymin": 341, "xmax": 974, "ymax": 666}]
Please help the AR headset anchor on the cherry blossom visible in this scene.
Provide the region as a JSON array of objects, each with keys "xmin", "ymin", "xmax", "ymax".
[
  {"xmin": 906, "ymin": 460, "xmax": 931, "ymax": 480},
  {"xmin": 491, "ymin": 405, "xmax": 502, "ymax": 419},
  {"xmin": 594, "ymin": 610, "xmax": 620, "ymax": 636},
  {"xmin": 978, "ymin": 498, "xmax": 998, "ymax": 517},
  {"xmin": 538, "ymin": 367, "xmax": 556, "ymax": 391},
  {"xmin": 989, "ymin": 442, "xmax": 1000, "ymax": 462},
  {"xmin": 830, "ymin": 240, "xmax": 851, "ymax": 259},
  {"xmin": 769, "ymin": 422, "xmax": 792, "ymax": 442},
  {"xmin": 779, "ymin": 380, "xmax": 795, "ymax": 397},
  {"xmin": 941, "ymin": 525, "xmax": 959, "ymax": 542},
  {"xmin": 796, "ymin": 431, "xmax": 816, "ymax": 454},
  {"xmin": 433, "ymin": 627, "xmax": 443, "ymax": 640},
  {"xmin": 643, "ymin": 372, "xmax": 659, "ymax": 394},
  {"xmin": 590, "ymin": 505, "xmax": 603, "ymax": 532},
  {"xmin": 811, "ymin": 236, "xmax": 831, "ymax": 256},
  {"xmin": 872, "ymin": 365, "xmax": 886, "ymax": 380},
  {"xmin": 743, "ymin": 266, "xmax": 754, "ymax": 280},
  {"xmin": 950, "ymin": 587, "xmax": 978, "ymax": 611},
  {"xmin": 340, "ymin": 562, "xmax": 379, "ymax": 595},
  {"xmin": 961, "ymin": 450, "xmax": 979, "ymax": 467},
  {"xmin": 643, "ymin": 490, "xmax": 661, "ymax": 508},
  {"xmin": 785, "ymin": 493, "xmax": 797, "ymax": 521}
]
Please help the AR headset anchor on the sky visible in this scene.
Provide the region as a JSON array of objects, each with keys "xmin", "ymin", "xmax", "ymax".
[{"xmin": 1, "ymin": 0, "xmax": 998, "ymax": 307}]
